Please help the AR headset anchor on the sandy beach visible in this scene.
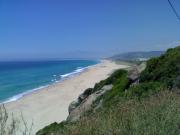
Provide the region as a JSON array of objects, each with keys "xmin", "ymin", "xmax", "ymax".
[{"xmin": 5, "ymin": 60, "xmax": 128, "ymax": 134}]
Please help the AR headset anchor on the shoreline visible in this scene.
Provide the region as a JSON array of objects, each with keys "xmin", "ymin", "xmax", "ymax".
[
  {"xmin": 2, "ymin": 61, "xmax": 100, "ymax": 104},
  {"xmin": 5, "ymin": 60, "xmax": 129, "ymax": 134}
]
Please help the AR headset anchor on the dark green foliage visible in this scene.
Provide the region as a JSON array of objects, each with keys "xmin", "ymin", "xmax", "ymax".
[
  {"xmin": 82, "ymin": 88, "xmax": 93, "ymax": 96},
  {"xmin": 36, "ymin": 122, "xmax": 70, "ymax": 135},
  {"xmin": 173, "ymin": 76, "xmax": 180, "ymax": 88},
  {"xmin": 78, "ymin": 88, "xmax": 93, "ymax": 102},
  {"xmin": 103, "ymin": 71, "xmax": 130, "ymax": 106},
  {"xmin": 92, "ymin": 70, "xmax": 130, "ymax": 108},
  {"xmin": 91, "ymin": 70, "xmax": 131, "ymax": 107},
  {"xmin": 140, "ymin": 46, "xmax": 180, "ymax": 88},
  {"xmin": 106, "ymin": 69, "xmax": 128, "ymax": 84},
  {"xmin": 93, "ymin": 80, "xmax": 107, "ymax": 92},
  {"xmin": 93, "ymin": 69, "xmax": 128, "ymax": 92},
  {"xmin": 125, "ymin": 82, "xmax": 165, "ymax": 99}
]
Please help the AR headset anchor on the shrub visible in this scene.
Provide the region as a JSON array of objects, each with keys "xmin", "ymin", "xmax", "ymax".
[
  {"xmin": 140, "ymin": 46, "xmax": 180, "ymax": 88},
  {"xmin": 103, "ymin": 70, "xmax": 130, "ymax": 106},
  {"xmin": 93, "ymin": 69, "xmax": 128, "ymax": 93},
  {"xmin": 125, "ymin": 82, "xmax": 165, "ymax": 99}
]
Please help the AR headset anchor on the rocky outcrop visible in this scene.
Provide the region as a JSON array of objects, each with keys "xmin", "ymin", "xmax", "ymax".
[
  {"xmin": 68, "ymin": 99, "xmax": 79, "ymax": 114},
  {"xmin": 128, "ymin": 67, "xmax": 140, "ymax": 86},
  {"xmin": 67, "ymin": 85, "xmax": 113, "ymax": 122},
  {"xmin": 68, "ymin": 88, "xmax": 93, "ymax": 114},
  {"xmin": 67, "ymin": 67, "xmax": 141, "ymax": 122},
  {"xmin": 128, "ymin": 68, "xmax": 139, "ymax": 81},
  {"xmin": 78, "ymin": 88, "xmax": 93, "ymax": 102}
]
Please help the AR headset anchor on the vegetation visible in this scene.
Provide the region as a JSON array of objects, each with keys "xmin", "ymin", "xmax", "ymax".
[
  {"xmin": 36, "ymin": 122, "xmax": 71, "ymax": 135},
  {"xmin": 0, "ymin": 105, "xmax": 33, "ymax": 135},
  {"xmin": 140, "ymin": 46, "xmax": 180, "ymax": 88},
  {"xmin": 0, "ymin": 105, "xmax": 17, "ymax": 135},
  {"xmin": 37, "ymin": 90, "xmax": 180, "ymax": 135},
  {"xmin": 93, "ymin": 70, "xmax": 129, "ymax": 93},
  {"xmin": 75, "ymin": 91, "xmax": 180, "ymax": 135},
  {"xmin": 37, "ymin": 46, "xmax": 180, "ymax": 135},
  {"xmin": 102, "ymin": 70, "xmax": 130, "ymax": 107},
  {"xmin": 125, "ymin": 82, "xmax": 165, "ymax": 99}
]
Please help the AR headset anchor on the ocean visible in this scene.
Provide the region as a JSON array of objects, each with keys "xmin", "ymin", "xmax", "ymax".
[{"xmin": 0, "ymin": 60, "xmax": 98, "ymax": 103}]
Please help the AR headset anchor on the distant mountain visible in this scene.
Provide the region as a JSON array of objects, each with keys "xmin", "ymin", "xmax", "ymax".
[{"xmin": 108, "ymin": 51, "xmax": 164, "ymax": 61}]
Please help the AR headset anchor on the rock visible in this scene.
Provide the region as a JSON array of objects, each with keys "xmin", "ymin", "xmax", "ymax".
[
  {"xmin": 69, "ymin": 88, "xmax": 93, "ymax": 114},
  {"xmin": 101, "ymin": 85, "xmax": 113, "ymax": 91},
  {"xmin": 128, "ymin": 67, "xmax": 139, "ymax": 82},
  {"xmin": 67, "ymin": 85, "xmax": 113, "ymax": 122},
  {"xmin": 68, "ymin": 99, "xmax": 79, "ymax": 114},
  {"xmin": 93, "ymin": 99, "xmax": 103, "ymax": 111},
  {"xmin": 78, "ymin": 88, "xmax": 93, "ymax": 102}
]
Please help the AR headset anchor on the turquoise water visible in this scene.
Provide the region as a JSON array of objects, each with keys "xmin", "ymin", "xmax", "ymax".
[{"xmin": 0, "ymin": 60, "xmax": 98, "ymax": 103}]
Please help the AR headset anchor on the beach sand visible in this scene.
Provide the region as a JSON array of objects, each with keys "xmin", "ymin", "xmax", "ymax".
[{"xmin": 5, "ymin": 60, "xmax": 128, "ymax": 134}]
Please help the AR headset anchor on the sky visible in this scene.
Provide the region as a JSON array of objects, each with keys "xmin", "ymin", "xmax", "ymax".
[{"xmin": 0, "ymin": 0, "xmax": 180, "ymax": 60}]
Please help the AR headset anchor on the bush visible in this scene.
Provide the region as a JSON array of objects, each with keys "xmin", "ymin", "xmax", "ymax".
[
  {"xmin": 125, "ymin": 82, "xmax": 165, "ymax": 99},
  {"xmin": 103, "ymin": 70, "xmax": 130, "ymax": 106},
  {"xmin": 140, "ymin": 46, "xmax": 180, "ymax": 88},
  {"xmin": 93, "ymin": 69, "xmax": 128, "ymax": 93}
]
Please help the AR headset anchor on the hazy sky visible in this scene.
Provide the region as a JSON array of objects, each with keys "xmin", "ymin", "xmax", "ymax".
[{"xmin": 0, "ymin": 0, "xmax": 180, "ymax": 60}]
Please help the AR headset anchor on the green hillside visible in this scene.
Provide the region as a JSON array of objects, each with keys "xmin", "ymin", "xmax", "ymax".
[
  {"xmin": 140, "ymin": 47, "xmax": 180, "ymax": 88},
  {"xmin": 37, "ymin": 46, "xmax": 180, "ymax": 135}
]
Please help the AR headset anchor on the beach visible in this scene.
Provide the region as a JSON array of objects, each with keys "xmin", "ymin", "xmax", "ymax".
[{"xmin": 5, "ymin": 60, "xmax": 128, "ymax": 134}]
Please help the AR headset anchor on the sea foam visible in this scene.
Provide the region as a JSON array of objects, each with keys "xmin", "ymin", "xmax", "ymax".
[
  {"xmin": 60, "ymin": 67, "xmax": 87, "ymax": 79},
  {"xmin": 2, "ymin": 66, "xmax": 92, "ymax": 104},
  {"xmin": 2, "ymin": 85, "xmax": 49, "ymax": 104}
]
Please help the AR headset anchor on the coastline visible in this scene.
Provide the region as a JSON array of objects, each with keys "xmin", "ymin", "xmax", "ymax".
[
  {"xmin": 2, "ymin": 60, "xmax": 99, "ymax": 104},
  {"xmin": 5, "ymin": 60, "xmax": 129, "ymax": 134}
]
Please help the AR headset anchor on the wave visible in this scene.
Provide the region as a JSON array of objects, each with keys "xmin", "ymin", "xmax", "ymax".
[
  {"xmin": 60, "ymin": 66, "xmax": 88, "ymax": 79},
  {"xmin": 2, "ymin": 62, "xmax": 99, "ymax": 104},
  {"xmin": 2, "ymin": 67, "xmax": 88, "ymax": 104},
  {"xmin": 2, "ymin": 85, "xmax": 49, "ymax": 104}
]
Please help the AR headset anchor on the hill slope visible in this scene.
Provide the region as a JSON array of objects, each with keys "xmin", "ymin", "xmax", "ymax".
[{"xmin": 37, "ymin": 46, "xmax": 180, "ymax": 135}]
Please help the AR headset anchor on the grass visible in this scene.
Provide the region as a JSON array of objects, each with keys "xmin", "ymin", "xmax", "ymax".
[
  {"xmin": 64, "ymin": 90, "xmax": 180, "ymax": 135},
  {"xmin": 37, "ymin": 46, "xmax": 180, "ymax": 135},
  {"xmin": 37, "ymin": 90, "xmax": 180, "ymax": 135},
  {"xmin": 0, "ymin": 105, "xmax": 33, "ymax": 135}
]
